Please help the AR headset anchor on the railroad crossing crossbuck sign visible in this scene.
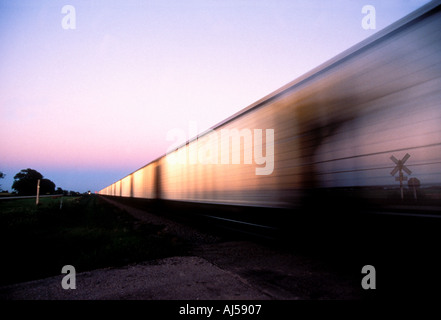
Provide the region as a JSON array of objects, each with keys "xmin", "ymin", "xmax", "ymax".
[{"xmin": 390, "ymin": 153, "xmax": 412, "ymax": 199}]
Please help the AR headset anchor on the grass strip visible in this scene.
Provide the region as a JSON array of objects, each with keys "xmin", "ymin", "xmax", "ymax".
[{"xmin": 0, "ymin": 195, "xmax": 186, "ymax": 286}]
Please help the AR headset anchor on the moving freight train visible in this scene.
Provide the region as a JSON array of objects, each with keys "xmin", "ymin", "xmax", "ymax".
[{"xmin": 99, "ymin": 1, "xmax": 441, "ymax": 215}]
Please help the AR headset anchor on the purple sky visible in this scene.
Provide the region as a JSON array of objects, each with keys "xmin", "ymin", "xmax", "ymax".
[{"xmin": 0, "ymin": 0, "xmax": 430, "ymax": 193}]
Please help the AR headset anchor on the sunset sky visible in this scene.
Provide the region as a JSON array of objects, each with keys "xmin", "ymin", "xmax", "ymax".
[{"xmin": 0, "ymin": 0, "xmax": 431, "ymax": 193}]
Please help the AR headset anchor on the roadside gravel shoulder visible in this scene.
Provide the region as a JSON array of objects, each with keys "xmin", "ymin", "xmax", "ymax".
[{"xmin": 0, "ymin": 256, "xmax": 270, "ymax": 300}]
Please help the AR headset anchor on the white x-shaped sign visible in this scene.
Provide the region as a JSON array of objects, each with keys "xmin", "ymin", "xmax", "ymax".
[{"xmin": 390, "ymin": 153, "xmax": 412, "ymax": 176}]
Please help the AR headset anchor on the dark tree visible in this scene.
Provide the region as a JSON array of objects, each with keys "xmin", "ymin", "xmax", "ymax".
[
  {"xmin": 12, "ymin": 169, "xmax": 56, "ymax": 196},
  {"xmin": 12, "ymin": 169, "xmax": 42, "ymax": 196},
  {"xmin": 40, "ymin": 179, "xmax": 56, "ymax": 195},
  {"xmin": 0, "ymin": 171, "xmax": 4, "ymax": 191}
]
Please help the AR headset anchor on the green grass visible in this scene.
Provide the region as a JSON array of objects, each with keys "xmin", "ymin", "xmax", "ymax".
[{"xmin": 0, "ymin": 196, "xmax": 186, "ymax": 286}]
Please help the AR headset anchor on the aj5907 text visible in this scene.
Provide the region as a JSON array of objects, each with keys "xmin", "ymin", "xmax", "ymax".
[
  {"xmin": 223, "ymin": 304, "xmax": 261, "ymax": 317},
  {"xmin": 179, "ymin": 304, "xmax": 261, "ymax": 317}
]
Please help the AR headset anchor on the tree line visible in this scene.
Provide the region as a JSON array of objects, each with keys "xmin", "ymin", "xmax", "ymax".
[{"xmin": 0, "ymin": 168, "xmax": 82, "ymax": 196}]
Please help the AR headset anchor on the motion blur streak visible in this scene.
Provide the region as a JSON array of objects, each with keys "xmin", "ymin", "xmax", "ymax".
[{"xmin": 100, "ymin": 1, "xmax": 441, "ymax": 212}]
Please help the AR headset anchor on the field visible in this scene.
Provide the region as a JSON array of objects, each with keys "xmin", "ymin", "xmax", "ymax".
[{"xmin": 0, "ymin": 195, "xmax": 186, "ymax": 286}]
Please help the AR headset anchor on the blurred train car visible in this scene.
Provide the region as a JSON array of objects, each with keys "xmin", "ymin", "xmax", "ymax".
[{"xmin": 99, "ymin": 1, "xmax": 441, "ymax": 223}]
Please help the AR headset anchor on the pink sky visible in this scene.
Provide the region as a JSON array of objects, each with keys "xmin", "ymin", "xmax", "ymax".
[{"xmin": 0, "ymin": 0, "xmax": 430, "ymax": 192}]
